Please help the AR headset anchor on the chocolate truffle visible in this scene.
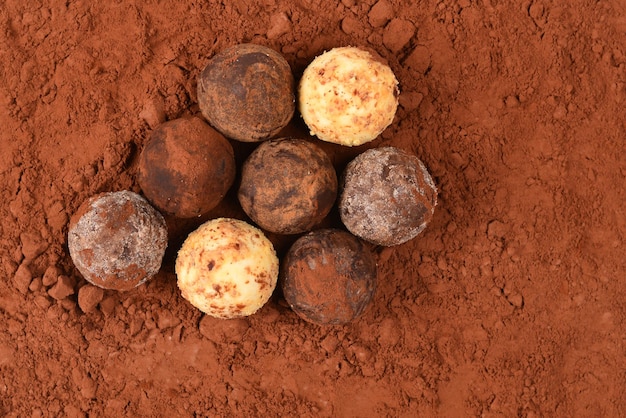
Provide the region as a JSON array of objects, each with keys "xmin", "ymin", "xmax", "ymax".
[
  {"xmin": 197, "ymin": 43, "xmax": 295, "ymax": 142},
  {"xmin": 339, "ymin": 146, "xmax": 437, "ymax": 246},
  {"xmin": 299, "ymin": 46, "xmax": 399, "ymax": 146},
  {"xmin": 281, "ymin": 229, "xmax": 377, "ymax": 325},
  {"xmin": 176, "ymin": 218, "xmax": 279, "ymax": 319},
  {"xmin": 138, "ymin": 117, "xmax": 236, "ymax": 218},
  {"xmin": 68, "ymin": 191, "xmax": 168, "ymax": 291},
  {"xmin": 238, "ymin": 138, "xmax": 338, "ymax": 235}
]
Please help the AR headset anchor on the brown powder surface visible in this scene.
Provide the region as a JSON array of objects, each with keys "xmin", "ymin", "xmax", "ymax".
[
  {"xmin": 238, "ymin": 138, "xmax": 338, "ymax": 235},
  {"xmin": 1, "ymin": 1, "xmax": 625, "ymax": 417},
  {"xmin": 281, "ymin": 229, "xmax": 377, "ymax": 326}
]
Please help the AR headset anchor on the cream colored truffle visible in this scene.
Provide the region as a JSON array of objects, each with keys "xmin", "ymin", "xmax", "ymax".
[
  {"xmin": 175, "ymin": 218, "xmax": 279, "ymax": 318},
  {"xmin": 298, "ymin": 46, "xmax": 399, "ymax": 146}
]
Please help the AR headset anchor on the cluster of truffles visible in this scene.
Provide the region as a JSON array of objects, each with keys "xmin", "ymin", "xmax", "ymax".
[{"xmin": 68, "ymin": 44, "xmax": 437, "ymax": 326}]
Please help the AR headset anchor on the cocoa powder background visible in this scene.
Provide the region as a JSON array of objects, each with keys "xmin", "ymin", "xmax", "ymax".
[{"xmin": 1, "ymin": 1, "xmax": 625, "ymax": 417}]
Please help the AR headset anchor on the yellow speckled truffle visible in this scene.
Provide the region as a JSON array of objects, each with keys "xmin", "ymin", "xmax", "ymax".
[
  {"xmin": 298, "ymin": 46, "xmax": 399, "ymax": 146},
  {"xmin": 175, "ymin": 218, "xmax": 279, "ymax": 318}
]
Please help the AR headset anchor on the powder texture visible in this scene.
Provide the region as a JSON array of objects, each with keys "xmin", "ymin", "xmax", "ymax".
[{"xmin": 0, "ymin": 1, "xmax": 625, "ymax": 417}]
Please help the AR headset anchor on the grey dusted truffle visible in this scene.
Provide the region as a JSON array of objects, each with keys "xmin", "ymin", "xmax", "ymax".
[
  {"xmin": 339, "ymin": 147, "xmax": 437, "ymax": 246},
  {"xmin": 68, "ymin": 191, "xmax": 168, "ymax": 291}
]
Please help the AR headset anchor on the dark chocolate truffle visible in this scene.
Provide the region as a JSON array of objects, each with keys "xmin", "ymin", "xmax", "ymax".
[
  {"xmin": 197, "ymin": 43, "xmax": 295, "ymax": 142},
  {"xmin": 68, "ymin": 191, "xmax": 168, "ymax": 291},
  {"xmin": 138, "ymin": 117, "xmax": 236, "ymax": 218},
  {"xmin": 281, "ymin": 229, "xmax": 377, "ymax": 325},
  {"xmin": 339, "ymin": 146, "xmax": 437, "ymax": 246},
  {"xmin": 238, "ymin": 138, "xmax": 338, "ymax": 235}
]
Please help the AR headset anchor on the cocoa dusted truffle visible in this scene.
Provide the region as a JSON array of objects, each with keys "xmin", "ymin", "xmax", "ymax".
[
  {"xmin": 68, "ymin": 191, "xmax": 168, "ymax": 291},
  {"xmin": 138, "ymin": 117, "xmax": 236, "ymax": 218},
  {"xmin": 238, "ymin": 138, "xmax": 338, "ymax": 235},
  {"xmin": 281, "ymin": 229, "xmax": 377, "ymax": 325},
  {"xmin": 339, "ymin": 146, "xmax": 437, "ymax": 246},
  {"xmin": 197, "ymin": 43, "xmax": 295, "ymax": 142}
]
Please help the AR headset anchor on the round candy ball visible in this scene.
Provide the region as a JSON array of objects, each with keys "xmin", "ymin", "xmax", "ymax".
[
  {"xmin": 197, "ymin": 43, "xmax": 295, "ymax": 142},
  {"xmin": 68, "ymin": 191, "xmax": 168, "ymax": 291},
  {"xmin": 238, "ymin": 138, "xmax": 338, "ymax": 235},
  {"xmin": 298, "ymin": 46, "xmax": 399, "ymax": 146},
  {"xmin": 176, "ymin": 218, "xmax": 279, "ymax": 318},
  {"xmin": 281, "ymin": 229, "xmax": 377, "ymax": 325},
  {"xmin": 138, "ymin": 117, "xmax": 236, "ymax": 218},
  {"xmin": 339, "ymin": 146, "xmax": 438, "ymax": 246}
]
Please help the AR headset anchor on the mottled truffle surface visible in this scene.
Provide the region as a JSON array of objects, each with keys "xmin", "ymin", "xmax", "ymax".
[
  {"xmin": 298, "ymin": 46, "xmax": 399, "ymax": 146},
  {"xmin": 238, "ymin": 138, "xmax": 338, "ymax": 235},
  {"xmin": 68, "ymin": 191, "xmax": 168, "ymax": 291},
  {"xmin": 339, "ymin": 146, "xmax": 437, "ymax": 246},
  {"xmin": 176, "ymin": 218, "xmax": 279, "ymax": 319},
  {"xmin": 281, "ymin": 229, "xmax": 377, "ymax": 325},
  {"xmin": 138, "ymin": 117, "xmax": 236, "ymax": 218},
  {"xmin": 197, "ymin": 43, "xmax": 295, "ymax": 142}
]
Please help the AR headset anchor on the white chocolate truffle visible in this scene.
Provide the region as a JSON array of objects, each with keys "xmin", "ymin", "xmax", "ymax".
[
  {"xmin": 298, "ymin": 46, "xmax": 399, "ymax": 146},
  {"xmin": 176, "ymin": 218, "xmax": 279, "ymax": 318}
]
